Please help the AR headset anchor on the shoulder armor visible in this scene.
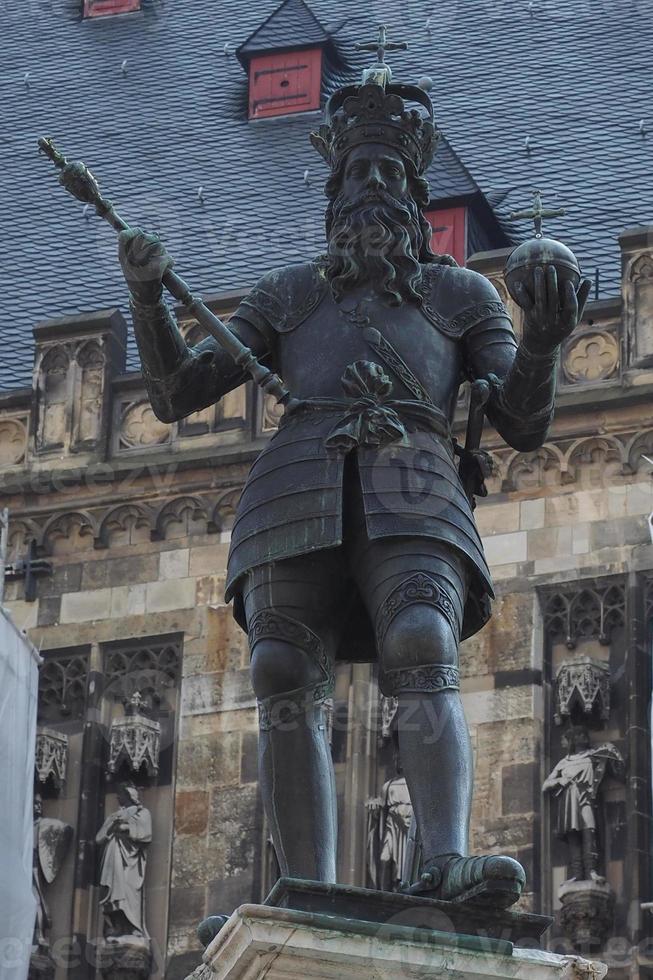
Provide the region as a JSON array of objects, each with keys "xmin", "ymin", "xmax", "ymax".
[
  {"xmin": 420, "ymin": 264, "xmax": 512, "ymax": 338},
  {"xmin": 239, "ymin": 261, "xmax": 328, "ymax": 334}
]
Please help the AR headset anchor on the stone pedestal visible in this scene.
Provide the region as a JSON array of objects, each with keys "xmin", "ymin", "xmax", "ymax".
[
  {"xmin": 199, "ymin": 902, "xmax": 607, "ymax": 980},
  {"xmin": 186, "ymin": 879, "xmax": 606, "ymax": 980},
  {"xmin": 559, "ymin": 880, "xmax": 615, "ymax": 951},
  {"xmin": 96, "ymin": 936, "xmax": 152, "ymax": 980}
]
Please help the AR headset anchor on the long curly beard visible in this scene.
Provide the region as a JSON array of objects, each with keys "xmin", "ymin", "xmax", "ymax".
[{"xmin": 325, "ymin": 189, "xmax": 425, "ymax": 306}]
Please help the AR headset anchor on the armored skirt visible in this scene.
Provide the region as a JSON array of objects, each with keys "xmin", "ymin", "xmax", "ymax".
[{"xmin": 226, "ymin": 405, "xmax": 494, "ymax": 661}]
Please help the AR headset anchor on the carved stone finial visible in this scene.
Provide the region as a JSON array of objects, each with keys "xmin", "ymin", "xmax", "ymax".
[
  {"xmin": 35, "ymin": 726, "xmax": 69, "ymax": 793},
  {"xmin": 554, "ymin": 657, "xmax": 611, "ymax": 726},
  {"xmin": 107, "ymin": 693, "xmax": 161, "ymax": 779}
]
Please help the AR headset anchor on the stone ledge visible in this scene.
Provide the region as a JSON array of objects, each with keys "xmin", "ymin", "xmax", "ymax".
[{"xmin": 201, "ymin": 903, "xmax": 606, "ymax": 980}]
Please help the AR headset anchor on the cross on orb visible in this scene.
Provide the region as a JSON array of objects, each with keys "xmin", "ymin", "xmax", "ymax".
[
  {"xmin": 355, "ymin": 24, "xmax": 408, "ymax": 64},
  {"xmin": 510, "ymin": 189, "xmax": 565, "ymax": 239}
]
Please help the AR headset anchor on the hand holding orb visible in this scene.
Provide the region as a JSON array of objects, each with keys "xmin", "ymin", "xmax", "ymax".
[{"xmin": 504, "ymin": 191, "xmax": 591, "ymax": 354}]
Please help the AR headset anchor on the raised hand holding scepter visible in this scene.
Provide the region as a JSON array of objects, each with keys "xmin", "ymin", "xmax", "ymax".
[{"xmin": 37, "ymin": 138, "xmax": 293, "ymax": 408}]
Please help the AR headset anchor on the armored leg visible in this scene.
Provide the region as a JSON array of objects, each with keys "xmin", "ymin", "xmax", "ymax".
[
  {"xmin": 355, "ymin": 538, "xmax": 525, "ymax": 906},
  {"xmin": 244, "ymin": 557, "xmax": 344, "ymax": 883},
  {"xmin": 250, "ymin": 612, "xmax": 337, "ymax": 880}
]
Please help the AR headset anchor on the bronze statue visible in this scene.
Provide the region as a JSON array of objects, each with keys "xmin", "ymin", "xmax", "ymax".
[
  {"xmin": 42, "ymin": 27, "xmax": 590, "ymax": 910},
  {"xmin": 543, "ymin": 725, "xmax": 624, "ymax": 883}
]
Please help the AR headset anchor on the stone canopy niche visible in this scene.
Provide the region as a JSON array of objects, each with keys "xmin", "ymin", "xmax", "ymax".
[
  {"xmin": 107, "ymin": 692, "xmax": 161, "ymax": 781},
  {"xmin": 32, "ymin": 308, "xmax": 127, "ymax": 458},
  {"xmin": 541, "ymin": 579, "xmax": 627, "ymax": 953},
  {"xmin": 35, "ymin": 726, "xmax": 69, "ymax": 794},
  {"xmin": 553, "ymin": 657, "xmax": 611, "ymax": 727}
]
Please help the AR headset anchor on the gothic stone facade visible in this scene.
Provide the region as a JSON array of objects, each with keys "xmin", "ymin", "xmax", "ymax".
[{"xmin": 3, "ymin": 228, "xmax": 653, "ymax": 979}]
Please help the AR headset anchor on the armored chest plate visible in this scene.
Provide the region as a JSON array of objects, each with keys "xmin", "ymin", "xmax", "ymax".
[{"xmin": 277, "ymin": 286, "xmax": 464, "ymax": 419}]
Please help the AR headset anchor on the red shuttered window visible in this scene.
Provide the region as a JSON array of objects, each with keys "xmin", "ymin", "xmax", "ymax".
[
  {"xmin": 83, "ymin": 0, "xmax": 140, "ymax": 15},
  {"xmin": 425, "ymin": 206, "xmax": 468, "ymax": 267},
  {"xmin": 249, "ymin": 48, "xmax": 322, "ymax": 120}
]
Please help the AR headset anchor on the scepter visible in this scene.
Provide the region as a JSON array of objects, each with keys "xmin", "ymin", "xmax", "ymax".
[{"xmin": 37, "ymin": 138, "xmax": 293, "ymax": 407}]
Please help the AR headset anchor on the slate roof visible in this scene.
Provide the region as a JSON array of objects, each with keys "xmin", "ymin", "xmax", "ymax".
[{"xmin": 3, "ymin": 0, "xmax": 652, "ymax": 391}]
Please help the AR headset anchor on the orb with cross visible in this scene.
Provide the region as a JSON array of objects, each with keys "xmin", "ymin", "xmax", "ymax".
[{"xmin": 505, "ymin": 190, "xmax": 581, "ymax": 307}]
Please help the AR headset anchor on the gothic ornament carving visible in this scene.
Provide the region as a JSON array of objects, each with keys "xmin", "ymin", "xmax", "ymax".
[
  {"xmin": 628, "ymin": 253, "xmax": 653, "ymax": 366},
  {"xmin": 119, "ymin": 399, "xmax": 171, "ymax": 449},
  {"xmin": 41, "ymin": 511, "xmax": 96, "ymax": 557},
  {"xmin": 209, "ymin": 489, "xmax": 241, "ymax": 533},
  {"xmin": 151, "ymin": 495, "xmax": 207, "ymax": 540},
  {"xmin": 38, "ymin": 652, "xmax": 88, "ymax": 723},
  {"xmin": 104, "ymin": 640, "xmax": 181, "ymax": 705},
  {"xmin": 0, "ymin": 415, "xmax": 27, "ymax": 467},
  {"xmin": 563, "ymin": 331, "xmax": 619, "ymax": 384},
  {"xmin": 35, "ymin": 727, "xmax": 69, "ymax": 792},
  {"xmin": 558, "ymin": 879, "xmax": 615, "ymax": 951},
  {"xmin": 96, "ymin": 504, "xmax": 152, "ymax": 549},
  {"xmin": 35, "ymin": 345, "xmax": 71, "ymax": 453},
  {"xmin": 504, "ymin": 445, "xmax": 563, "ymax": 491},
  {"xmin": 107, "ymin": 693, "xmax": 161, "ymax": 779},
  {"xmin": 541, "ymin": 580, "xmax": 626, "ymax": 649},
  {"xmin": 554, "ymin": 658, "xmax": 611, "ymax": 726},
  {"xmin": 73, "ymin": 340, "xmax": 106, "ymax": 448}
]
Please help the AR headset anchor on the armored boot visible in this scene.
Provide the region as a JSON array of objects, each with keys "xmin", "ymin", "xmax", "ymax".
[{"xmin": 407, "ymin": 851, "xmax": 526, "ymax": 908}]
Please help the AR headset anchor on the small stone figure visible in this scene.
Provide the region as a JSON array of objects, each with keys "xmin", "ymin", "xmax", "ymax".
[
  {"xmin": 543, "ymin": 726, "xmax": 624, "ymax": 882},
  {"xmin": 96, "ymin": 783, "xmax": 152, "ymax": 939},
  {"xmin": 32, "ymin": 793, "xmax": 73, "ymax": 951},
  {"xmin": 366, "ymin": 771, "xmax": 413, "ymax": 892}
]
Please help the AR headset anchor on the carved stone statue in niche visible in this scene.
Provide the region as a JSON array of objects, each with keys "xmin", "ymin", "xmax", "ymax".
[
  {"xmin": 32, "ymin": 793, "xmax": 73, "ymax": 953},
  {"xmin": 543, "ymin": 725, "xmax": 624, "ymax": 883},
  {"xmin": 366, "ymin": 775, "xmax": 412, "ymax": 891},
  {"xmin": 96, "ymin": 782, "xmax": 152, "ymax": 939}
]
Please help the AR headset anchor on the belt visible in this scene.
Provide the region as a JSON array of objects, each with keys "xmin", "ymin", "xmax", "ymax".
[{"xmin": 279, "ymin": 360, "xmax": 452, "ymax": 454}]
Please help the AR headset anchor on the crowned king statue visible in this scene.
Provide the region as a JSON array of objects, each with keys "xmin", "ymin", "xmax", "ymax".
[{"xmin": 117, "ymin": 28, "xmax": 590, "ymax": 907}]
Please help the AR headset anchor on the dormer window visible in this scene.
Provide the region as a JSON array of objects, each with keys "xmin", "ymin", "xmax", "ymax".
[
  {"xmin": 237, "ymin": 0, "xmax": 329, "ymax": 121},
  {"xmin": 425, "ymin": 206, "xmax": 468, "ymax": 266},
  {"xmin": 248, "ymin": 48, "xmax": 322, "ymax": 120},
  {"xmin": 83, "ymin": 0, "xmax": 140, "ymax": 16}
]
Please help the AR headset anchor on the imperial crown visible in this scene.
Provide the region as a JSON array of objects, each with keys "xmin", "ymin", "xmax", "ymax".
[{"xmin": 310, "ymin": 26, "xmax": 438, "ymax": 177}]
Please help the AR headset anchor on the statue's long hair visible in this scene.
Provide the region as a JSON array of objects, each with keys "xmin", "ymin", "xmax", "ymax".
[{"xmin": 324, "ymin": 158, "xmax": 438, "ymax": 305}]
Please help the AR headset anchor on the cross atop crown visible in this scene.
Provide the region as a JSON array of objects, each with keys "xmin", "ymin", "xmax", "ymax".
[{"xmin": 355, "ymin": 24, "xmax": 408, "ymax": 87}]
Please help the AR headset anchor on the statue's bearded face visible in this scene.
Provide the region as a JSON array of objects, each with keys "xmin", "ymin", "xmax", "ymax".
[{"xmin": 325, "ymin": 143, "xmax": 428, "ymax": 305}]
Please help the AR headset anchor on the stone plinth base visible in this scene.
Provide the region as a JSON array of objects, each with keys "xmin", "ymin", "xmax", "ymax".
[
  {"xmin": 96, "ymin": 936, "xmax": 152, "ymax": 980},
  {"xmin": 201, "ymin": 903, "xmax": 608, "ymax": 980},
  {"xmin": 559, "ymin": 879, "xmax": 615, "ymax": 951},
  {"xmin": 266, "ymin": 878, "xmax": 551, "ymax": 945}
]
